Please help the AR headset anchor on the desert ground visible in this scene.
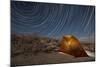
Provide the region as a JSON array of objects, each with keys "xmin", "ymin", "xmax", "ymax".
[{"xmin": 11, "ymin": 34, "xmax": 95, "ymax": 66}]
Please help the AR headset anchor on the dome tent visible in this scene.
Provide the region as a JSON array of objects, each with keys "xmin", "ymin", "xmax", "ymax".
[{"xmin": 59, "ymin": 35, "xmax": 88, "ymax": 57}]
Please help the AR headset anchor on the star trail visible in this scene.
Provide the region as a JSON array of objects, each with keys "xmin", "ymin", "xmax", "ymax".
[{"xmin": 11, "ymin": 1, "xmax": 95, "ymax": 39}]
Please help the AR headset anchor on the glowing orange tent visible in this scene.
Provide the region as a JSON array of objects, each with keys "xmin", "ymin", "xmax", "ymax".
[{"xmin": 59, "ymin": 35, "xmax": 88, "ymax": 57}]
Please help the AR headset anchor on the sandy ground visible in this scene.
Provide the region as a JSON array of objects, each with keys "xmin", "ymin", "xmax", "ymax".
[{"xmin": 11, "ymin": 52, "xmax": 95, "ymax": 66}]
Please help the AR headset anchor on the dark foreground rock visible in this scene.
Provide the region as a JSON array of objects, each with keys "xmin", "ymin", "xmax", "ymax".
[{"xmin": 11, "ymin": 52, "xmax": 95, "ymax": 66}]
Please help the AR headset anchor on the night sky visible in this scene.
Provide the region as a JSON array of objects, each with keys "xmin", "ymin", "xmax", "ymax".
[{"xmin": 11, "ymin": 1, "xmax": 95, "ymax": 40}]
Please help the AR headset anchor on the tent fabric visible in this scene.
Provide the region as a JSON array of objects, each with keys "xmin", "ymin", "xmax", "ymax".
[{"xmin": 59, "ymin": 35, "xmax": 88, "ymax": 57}]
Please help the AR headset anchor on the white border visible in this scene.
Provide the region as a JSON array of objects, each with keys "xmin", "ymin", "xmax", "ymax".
[
  {"xmin": 13, "ymin": 0, "xmax": 95, "ymax": 5},
  {"xmin": 0, "ymin": 0, "xmax": 10, "ymax": 67}
]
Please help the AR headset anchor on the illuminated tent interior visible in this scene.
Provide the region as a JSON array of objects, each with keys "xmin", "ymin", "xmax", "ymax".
[{"xmin": 59, "ymin": 35, "xmax": 88, "ymax": 57}]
